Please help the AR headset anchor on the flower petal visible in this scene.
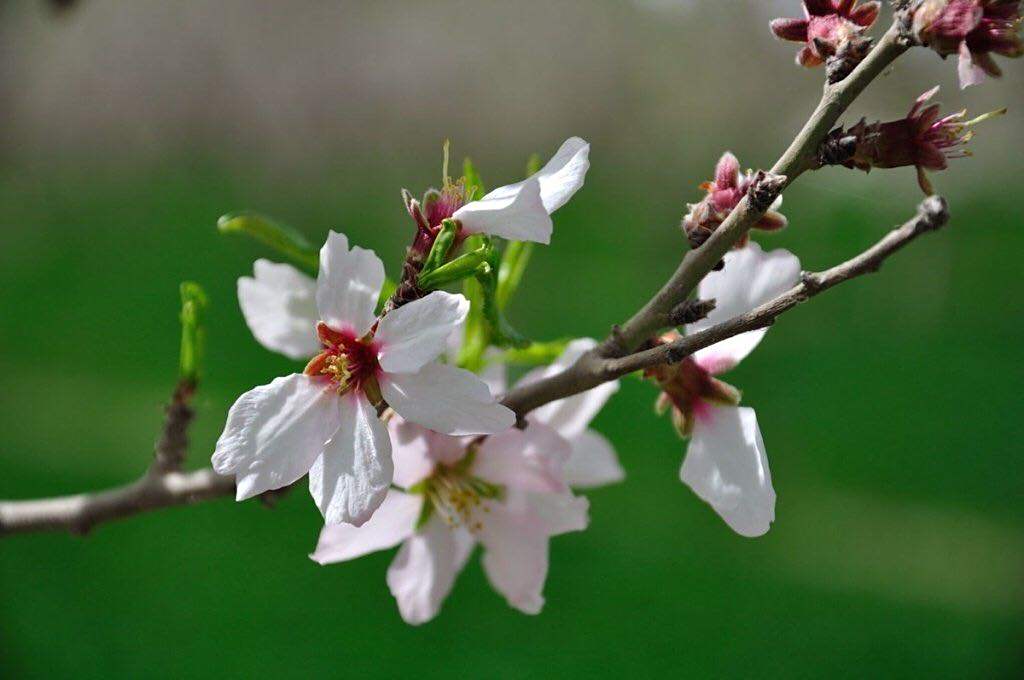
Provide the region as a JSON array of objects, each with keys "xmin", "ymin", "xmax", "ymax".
[
  {"xmin": 511, "ymin": 489, "xmax": 590, "ymax": 537},
  {"xmin": 388, "ymin": 417, "xmax": 439, "ymax": 488},
  {"xmin": 212, "ymin": 374, "xmax": 339, "ymax": 501},
  {"xmin": 522, "ymin": 338, "xmax": 618, "ymax": 438},
  {"xmin": 381, "ymin": 362, "xmax": 515, "ymax": 436},
  {"xmin": 386, "ymin": 518, "xmax": 475, "ymax": 625},
  {"xmin": 562, "ymin": 429, "xmax": 625, "ymax": 489},
  {"xmin": 958, "ymin": 41, "xmax": 987, "ymax": 89},
  {"xmin": 770, "ymin": 17, "xmax": 810, "ymax": 42},
  {"xmin": 688, "ymin": 242, "xmax": 801, "ymax": 373},
  {"xmin": 375, "ymin": 292, "xmax": 469, "ymax": 374},
  {"xmin": 238, "ymin": 260, "xmax": 320, "ymax": 360},
  {"xmin": 682, "ymin": 405, "xmax": 775, "ymax": 538},
  {"xmin": 478, "ymin": 502, "xmax": 549, "ymax": 615},
  {"xmin": 315, "ymin": 231, "xmax": 385, "ymax": 335},
  {"xmin": 474, "ymin": 422, "xmax": 569, "ymax": 493},
  {"xmin": 310, "ymin": 489, "xmax": 422, "ymax": 564},
  {"xmin": 453, "ymin": 177, "xmax": 553, "ymax": 244},
  {"xmin": 308, "ymin": 394, "xmax": 393, "ymax": 526},
  {"xmin": 527, "ymin": 136, "xmax": 591, "ymax": 213}
]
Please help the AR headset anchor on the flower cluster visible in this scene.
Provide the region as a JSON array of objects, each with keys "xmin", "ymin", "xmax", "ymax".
[
  {"xmin": 682, "ymin": 152, "xmax": 788, "ymax": 252},
  {"xmin": 912, "ymin": 0, "xmax": 1023, "ymax": 88},
  {"xmin": 201, "ymin": 4, "xmax": 1018, "ymax": 625},
  {"xmin": 770, "ymin": 0, "xmax": 881, "ymax": 67}
]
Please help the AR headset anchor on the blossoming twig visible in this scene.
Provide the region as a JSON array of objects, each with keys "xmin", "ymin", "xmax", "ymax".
[
  {"xmin": 0, "ymin": 196, "xmax": 948, "ymax": 536},
  {"xmin": 500, "ymin": 196, "xmax": 949, "ymax": 417}
]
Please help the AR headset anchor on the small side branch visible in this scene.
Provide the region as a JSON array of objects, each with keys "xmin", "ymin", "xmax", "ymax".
[{"xmin": 503, "ymin": 197, "xmax": 949, "ymax": 415}]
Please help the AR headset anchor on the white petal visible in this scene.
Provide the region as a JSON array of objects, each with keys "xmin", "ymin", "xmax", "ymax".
[
  {"xmin": 474, "ymin": 422, "xmax": 569, "ymax": 493},
  {"xmin": 386, "ymin": 518, "xmax": 475, "ymax": 626},
  {"xmin": 451, "ymin": 137, "xmax": 588, "ymax": 244},
  {"xmin": 381, "ymin": 362, "xmax": 515, "ymax": 436},
  {"xmin": 958, "ymin": 41, "xmax": 986, "ymax": 89},
  {"xmin": 310, "ymin": 489, "xmax": 422, "ymax": 564},
  {"xmin": 531, "ymin": 136, "xmax": 590, "ymax": 213},
  {"xmin": 682, "ymin": 405, "xmax": 775, "ymax": 538},
  {"xmin": 375, "ymin": 292, "xmax": 469, "ymax": 374},
  {"xmin": 315, "ymin": 231, "xmax": 385, "ymax": 335},
  {"xmin": 562, "ymin": 429, "xmax": 625, "ymax": 489},
  {"xmin": 388, "ymin": 417, "xmax": 438, "ymax": 489},
  {"xmin": 522, "ymin": 338, "xmax": 618, "ymax": 438},
  {"xmin": 516, "ymin": 490, "xmax": 590, "ymax": 537},
  {"xmin": 237, "ymin": 260, "xmax": 320, "ymax": 360},
  {"xmin": 212, "ymin": 374, "xmax": 339, "ymax": 500},
  {"xmin": 453, "ymin": 177, "xmax": 553, "ymax": 244},
  {"xmin": 688, "ymin": 243, "xmax": 801, "ymax": 372},
  {"xmin": 478, "ymin": 502, "xmax": 549, "ymax": 615},
  {"xmin": 308, "ymin": 394, "xmax": 393, "ymax": 526}
]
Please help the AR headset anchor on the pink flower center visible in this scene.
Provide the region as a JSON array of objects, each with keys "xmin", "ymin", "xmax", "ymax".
[{"xmin": 304, "ymin": 322, "xmax": 382, "ymax": 397}]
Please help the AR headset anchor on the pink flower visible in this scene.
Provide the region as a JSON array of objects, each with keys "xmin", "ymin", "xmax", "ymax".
[
  {"xmin": 770, "ymin": 0, "xmax": 881, "ymax": 67},
  {"xmin": 912, "ymin": 0, "xmax": 1023, "ymax": 88},
  {"xmin": 842, "ymin": 86, "xmax": 1005, "ymax": 194},
  {"xmin": 645, "ymin": 243, "xmax": 801, "ymax": 537},
  {"xmin": 212, "ymin": 232, "xmax": 515, "ymax": 527},
  {"xmin": 311, "ymin": 340, "xmax": 623, "ymax": 624},
  {"xmin": 682, "ymin": 152, "xmax": 788, "ymax": 251}
]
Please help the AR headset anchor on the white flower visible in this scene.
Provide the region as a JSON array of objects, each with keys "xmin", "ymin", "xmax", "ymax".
[
  {"xmin": 311, "ymin": 340, "xmax": 622, "ymax": 624},
  {"xmin": 650, "ymin": 243, "xmax": 800, "ymax": 537},
  {"xmin": 451, "ymin": 137, "xmax": 590, "ymax": 245},
  {"xmin": 213, "ymin": 232, "xmax": 515, "ymax": 527}
]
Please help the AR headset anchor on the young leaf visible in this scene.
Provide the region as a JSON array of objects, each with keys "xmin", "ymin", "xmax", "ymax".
[{"xmin": 217, "ymin": 212, "xmax": 319, "ymax": 273}]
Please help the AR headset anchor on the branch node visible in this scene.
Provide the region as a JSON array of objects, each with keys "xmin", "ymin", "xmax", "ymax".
[
  {"xmin": 747, "ymin": 171, "xmax": 787, "ymax": 213},
  {"xmin": 916, "ymin": 195, "xmax": 950, "ymax": 232},
  {"xmin": 826, "ymin": 36, "xmax": 874, "ymax": 84},
  {"xmin": 669, "ymin": 298, "xmax": 717, "ymax": 326}
]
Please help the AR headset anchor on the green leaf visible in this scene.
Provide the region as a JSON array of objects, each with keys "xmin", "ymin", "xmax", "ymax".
[
  {"xmin": 375, "ymin": 277, "xmax": 398, "ymax": 314},
  {"xmin": 495, "ymin": 241, "xmax": 534, "ymax": 311},
  {"xmin": 499, "ymin": 339, "xmax": 571, "ymax": 367},
  {"xmin": 178, "ymin": 282, "xmax": 208, "ymax": 384},
  {"xmin": 217, "ymin": 211, "xmax": 319, "ymax": 273}
]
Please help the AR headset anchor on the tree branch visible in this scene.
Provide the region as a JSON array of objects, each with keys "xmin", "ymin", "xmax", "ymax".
[
  {"xmin": 502, "ymin": 196, "xmax": 949, "ymax": 415},
  {"xmin": 0, "ymin": 196, "xmax": 948, "ymax": 536}
]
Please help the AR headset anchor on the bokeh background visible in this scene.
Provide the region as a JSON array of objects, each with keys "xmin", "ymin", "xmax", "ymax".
[{"xmin": 2, "ymin": 1, "xmax": 1022, "ymax": 677}]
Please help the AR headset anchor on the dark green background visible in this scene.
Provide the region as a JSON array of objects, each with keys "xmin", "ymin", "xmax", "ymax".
[{"xmin": 2, "ymin": 0, "xmax": 1023, "ymax": 676}]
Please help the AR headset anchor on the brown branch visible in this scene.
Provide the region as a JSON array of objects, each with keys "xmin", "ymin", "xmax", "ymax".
[
  {"xmin": 0, "ymin": 380, "xmax": 233, "ymax": 536},
  {"xmin": 502, "ymin": 196, "xmax": 949, "ymax": 415}
]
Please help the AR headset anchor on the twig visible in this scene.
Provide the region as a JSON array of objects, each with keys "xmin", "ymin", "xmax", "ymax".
[{"xmin": 502, "ymin": 196, "xmax": 949, "ymax": 415}]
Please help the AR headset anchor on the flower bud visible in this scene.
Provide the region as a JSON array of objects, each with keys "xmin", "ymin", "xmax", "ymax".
[
  {"xmin": 682, "ymin": 152, "xmax": 788, "ymax": 253},
  {"xmin": 770, "ymin": 1, "xmax": 881, "ymax": 69},
  {"xmin": 912, "ymin": 0, "xmax": 1023, "ymax": 88}
]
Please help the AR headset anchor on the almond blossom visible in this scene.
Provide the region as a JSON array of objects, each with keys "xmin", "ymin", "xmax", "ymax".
[
  {"xmin": 912, "ymin": 0, "xmax": 1022, "ymax": 88},
  {"xmin": 646, "ymin": 243, "xmax": 801, "ymax": 537},
  {"xmin": 839, "ymin": 86, "xmax": 1005, "ymax": 194},
  {"xmin": 404, "ymin": 136, "xmax": 590, "ymax": 247},
  {"xmin": 311, "ymin": 339, "xmax": 622, "ymax": 624},
  {"xmin": 212, "ymin": 232, "xmax": 515, "ymax": 526}
]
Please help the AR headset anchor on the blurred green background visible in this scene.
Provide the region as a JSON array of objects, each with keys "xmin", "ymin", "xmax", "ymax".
[{"xmin": 1, "ymin": 1, "xmax": 1022, "ymax": 678}]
